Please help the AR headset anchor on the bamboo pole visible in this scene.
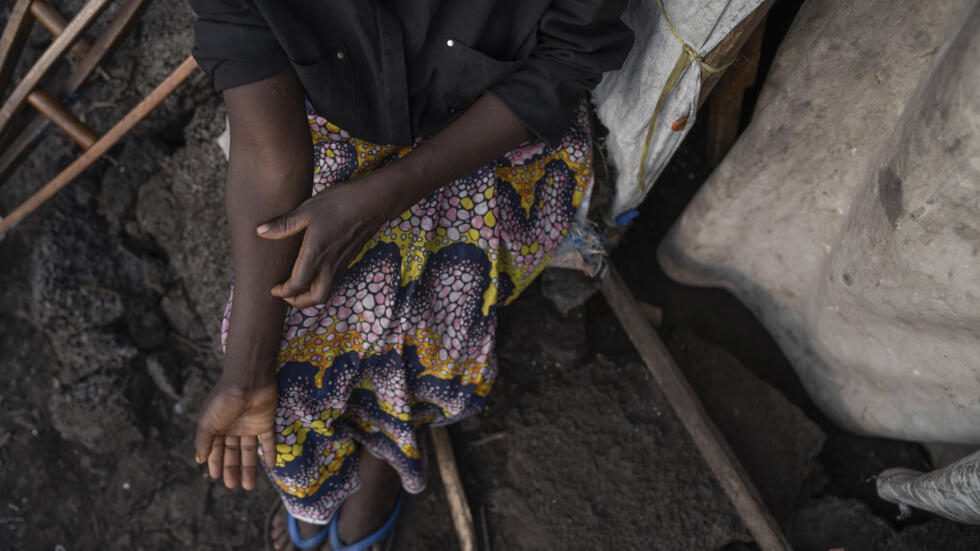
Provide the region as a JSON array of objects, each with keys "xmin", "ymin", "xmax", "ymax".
[
  {"xmin": 431, "ymin": 426, "xmax": 478, "ymax": 551},
  {"xmin": 0, "ymin": 55, "xmax": 198, "ymax": 236},
  {"xmin": 599, "ymin": 265, "xmax": 791, "ymax": 551}
]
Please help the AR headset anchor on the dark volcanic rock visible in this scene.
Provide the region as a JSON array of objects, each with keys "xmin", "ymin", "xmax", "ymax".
[
  {"xmin": 668, "ymin": 330, "xmax": 826, "ymax": 520},
  {"xmin": 137, "ymin": 98, "xmax": 231, "ymax": 345},
  {"xmin": 467, "ymin": 354, "xmax": 748, "ymax": 551},
  {"xmin": 49, "ymin": 373, "xmax": 142, "ymax": 451},
  {"xmin": 54, "ymin": 330, "xmax": 139, "ymax": 383},
  {"xmin": 789, "ymin": 497, "xmax": 895, "ymax": 551}
]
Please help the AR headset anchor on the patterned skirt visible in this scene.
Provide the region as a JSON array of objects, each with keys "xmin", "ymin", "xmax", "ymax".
[{"xmin": 221, "ymin": 100, "xmax": 593, "ymax": 523}]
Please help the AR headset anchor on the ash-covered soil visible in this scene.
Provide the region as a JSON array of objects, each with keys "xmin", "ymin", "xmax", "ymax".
[{"xmin": 2, "ymin": 1, "xmax": 980, "ymax": 550}]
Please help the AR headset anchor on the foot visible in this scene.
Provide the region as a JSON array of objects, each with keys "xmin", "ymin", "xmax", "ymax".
[
  {"xmin": 333, "ymin": 449, "xmax": 403, "ymax": 550},
  {"xmin": 268, "ymin": 449, "xmax": 403, "ymax": 551},
  {"xmin": 269, "ymin": 505, "xmax": 329, "ymax": 551}
]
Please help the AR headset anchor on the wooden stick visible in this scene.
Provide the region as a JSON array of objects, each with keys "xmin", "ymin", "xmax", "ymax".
[
  {"xmin": 599, "ymin": 266, "xmax": 790, "ymax": 551},
  {"xmin": 431, "ymin": 426, "xmax": 477, "ymax": 551},
  {"xmin": 0, "ymin": 0, "xmax": 149, "ymax": 181},
  {"xmin": 26, "ymin": 89, "xmax": 97, "ymax": 148},
  {"xmin": 0, "ymin": 55, "xmax": 198, "ymax": 236},
  {"xmin": 0, "ymin": 0, "xmax": 34, "ymax": 97},
  {"xmin": 0, "ymin": 0, "xmax": 113, "ymax": 137},
  {"xmin": 30, "ymin": 0, "xmax": 94, "ymax": 61},
  {"xmin": 63, "ymin": 0, "xmax": 148, "ymax": 93}
]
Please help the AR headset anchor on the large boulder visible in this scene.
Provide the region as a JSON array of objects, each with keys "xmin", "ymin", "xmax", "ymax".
[{"xmin": 660, "ymin": 0, "xmax": 980, "ymax": 442}]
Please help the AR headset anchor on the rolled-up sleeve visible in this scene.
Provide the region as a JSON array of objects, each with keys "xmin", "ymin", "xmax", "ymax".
[
  {"xmin": 489, "ymin": 0, "xmax": 634, "ymax": 145},
  {"xmin": 188, "ymin": 0, "xmax": 291, "ymax": 91}
]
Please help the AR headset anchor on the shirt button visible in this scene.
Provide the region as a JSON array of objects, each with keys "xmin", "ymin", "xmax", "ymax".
[
  {"xmin": 336, "ymin": 51, "xmax": 345, "ymax": 60},
  {"xmin": 446, "ymin": 39, "xmax": 455, "ymax": 47}
]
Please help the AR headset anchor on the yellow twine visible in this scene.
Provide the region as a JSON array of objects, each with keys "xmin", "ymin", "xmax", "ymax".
[{"xmin": 636, "ymin": 0, "xmax": 732, "ymax": 189}]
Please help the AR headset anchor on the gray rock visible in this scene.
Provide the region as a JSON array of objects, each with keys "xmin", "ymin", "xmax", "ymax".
[
  {"xmin": 49, "ymin": 374, "xmax": 142, "ymax": 451},
  {"xmin": 659, "ymin": 0, "xmax": 980, "ymax": 443}
]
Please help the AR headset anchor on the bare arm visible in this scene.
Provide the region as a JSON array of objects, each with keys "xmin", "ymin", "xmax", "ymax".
[
  {"xmin": 194, "ymin": 70, "xmax": 311, "ymax": 490},
  {"xmin": 222, "ymin": 71, "xmax": 312, "ymax": 386}
]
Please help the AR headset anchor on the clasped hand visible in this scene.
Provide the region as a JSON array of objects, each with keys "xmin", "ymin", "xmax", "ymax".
[{"xmin": 257, "ymin": 176, "xmax": 400, "ymax": 309}]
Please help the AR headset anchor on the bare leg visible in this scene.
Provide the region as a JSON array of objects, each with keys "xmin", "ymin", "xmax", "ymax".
[{"xmin": 271, "ymin": 448, "xmax": 402, "ymax": 550}]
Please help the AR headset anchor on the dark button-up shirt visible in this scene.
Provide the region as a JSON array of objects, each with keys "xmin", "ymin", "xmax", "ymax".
[{"xmin": 188, "ymin": 0, "xmax": 633, "ymax": 146}]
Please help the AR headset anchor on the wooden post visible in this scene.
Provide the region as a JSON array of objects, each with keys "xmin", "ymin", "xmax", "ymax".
[
  {"xmin": 431, "ymin": 426, "xmax": 478, "ymax": 551},
  {"xmin": 600, "ymin": 265, "xmax": 791, "ymax": 551}
]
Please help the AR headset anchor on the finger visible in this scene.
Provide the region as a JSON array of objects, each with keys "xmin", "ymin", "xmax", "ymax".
[
  {"xmin": 284, "ymin": 269, "xmax": 332, "ymax": 309},
  {"xmin": 241, "ymin": 438, "xmax": 259, "ymax": 491},
  {"xmin": 223, "ymin": 435, "xmax": 242, "ymax": 489},
  {"xmin": 207, "ymin": 437, "xmax": 225, "ymax": 480},
  {"xmin": 259, "ymin": 431, "xmax": 277, "ymax": 471},
  {"xmin": 194, "ymin": 423, "xmax": 215, "ymax": 464},
  {"xmin": 273, "ymin": 239, "xmax": 321, "ymax": 298},
  {"xmin": 257, "ymin": 208, "xmax": 310, "ymax": 240}
]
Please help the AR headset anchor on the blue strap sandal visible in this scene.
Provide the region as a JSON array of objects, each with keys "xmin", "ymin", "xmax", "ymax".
[
  {"xmin": 328, "ymin": 491, "xmax": 405, "ymax": 551},
  {"xmin": 286, "ymin": 510, "xmax": 332, "ymax": 550}
]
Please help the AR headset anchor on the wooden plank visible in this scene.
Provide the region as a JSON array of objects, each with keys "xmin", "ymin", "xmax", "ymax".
[
  {"xmin": 0, "ymin": 0, "xmax": 35, "ymax": 96},
  {"xmin": 0, "ymin": 55, "xmax": 198, "ymax": 236},
  {"xmin": 0, "ymin": 0, "xmax": 113, "ymax": 138},
  {"xmin": 599, "ymin": 265, "xmax": 790, "ymax": 551},
  {"xmin": 431, "ymin": 426, "xmax": 477, "ymax": 551}
]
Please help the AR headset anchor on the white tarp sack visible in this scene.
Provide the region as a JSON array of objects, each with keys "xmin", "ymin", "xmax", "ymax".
[
  {"xmin": 592, "ymin": 0, "xmax": 765, "ymax": 225},
  {"xmin": 877, "ymin": 449, "xmax": 980, "ymax": 524},
  {"xmin": 660, "ymin": 0, "xmax": 980, "ymax": 442}
]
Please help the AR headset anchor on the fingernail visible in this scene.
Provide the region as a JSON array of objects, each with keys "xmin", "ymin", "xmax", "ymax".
[{"xmin": 256, "ymin": 224, "xmax": 269, "ymax": 235}]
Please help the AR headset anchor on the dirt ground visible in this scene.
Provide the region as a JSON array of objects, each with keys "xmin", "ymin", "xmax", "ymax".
[{"xmin": 2, "ymin": 1, "xmax": 980, "ymax": 550}]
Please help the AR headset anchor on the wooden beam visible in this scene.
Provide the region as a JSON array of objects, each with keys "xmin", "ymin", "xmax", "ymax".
[
  {"xmin": 0, "ymin": 55, "xmax": 198, "ymax": 236},
  {"xmin": 431, "ymin": 426, "xmax": 477, "ymax": 551},
  {"xmin": 0, "ymin": 0, "xmax": 113, "ymax": 138},
  {"xmin": 600, "ymin": 265, "xmax": 790, "ymax": 551}
]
